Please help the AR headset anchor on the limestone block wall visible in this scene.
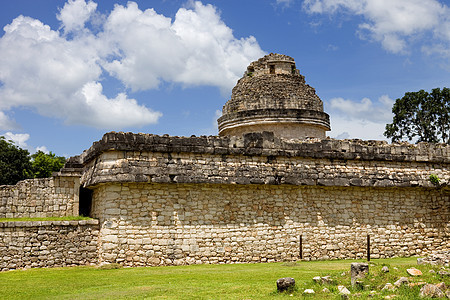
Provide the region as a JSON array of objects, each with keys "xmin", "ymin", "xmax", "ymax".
[
  {"xmin": 81, "ymin": 148, "xmax": 448, "ymax": 189},
  {"xmin": 0, "ymin": 219, "xmax": 99, "ymax": 271},
  {"xmin": 78, "ymin": 132, "xmax": 449, "ymax": 189},
  {"xmin": 0, "ymin": 176, "xmax": 79, "ymax": 218},
  {"xmin": 92, "ymin": 183, "xmax": 449, "ymax": 267}
]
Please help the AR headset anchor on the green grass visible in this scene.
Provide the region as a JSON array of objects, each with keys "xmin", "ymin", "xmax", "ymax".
[
  {"xmin": 0, "ymin": 257, "xmax": 448, "ymax": 299},
  {"xmin": 0, "ymin": 216, "xmax": 92, "ymax": 222}
]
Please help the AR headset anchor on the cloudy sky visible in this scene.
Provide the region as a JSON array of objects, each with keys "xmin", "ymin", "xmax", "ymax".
[{"xmin": 0, "ymin": 0, "xmax": 449, "ymax": 156}]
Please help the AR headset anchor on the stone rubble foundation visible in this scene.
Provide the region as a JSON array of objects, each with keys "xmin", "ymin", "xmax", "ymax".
[
  {"xmin": 0, "ymin": 220, "xmax": 99, "ymax": 271},
  {"xmin": 91, "ymin": 183, "xmax": 448, "ymax": 267}
]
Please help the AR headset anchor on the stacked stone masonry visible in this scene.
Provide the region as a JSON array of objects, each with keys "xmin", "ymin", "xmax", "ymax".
[
  {"xmin": 92, "ymin": 183, "xmax": 448, "ymax": 266},
  {"xmin": 218, "ymin": 53, "xmax": 330, "ymax": 139},
  {"xmin": 0, "ymin": 176, "xmax": 79, "ymax": 219},
  {"xmin": 78, "ymin": 132, "xmax": 449, "ymax": 188},
  {"xmin": 0, "ymin": 220, "xmax": 99, "ymax": 271},
  {"xmin": 74, "ymin": 131, "xmax": 449, "ymax": 266},
  {"xmin": 1, "ymin": 52, "xmax": 447, "ymax": 270},
  {"xmin": 223, "ymin": 74, "xmax": 323, "ymax": 113},
  {"xmin": 0, "ymin": 131, "xmax": 448, "ymax": 270}
]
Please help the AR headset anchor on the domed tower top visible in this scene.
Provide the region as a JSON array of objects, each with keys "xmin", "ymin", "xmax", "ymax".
[{"xmin": 218, "ymin": 53, "xmax": 331, "ymax": 139}]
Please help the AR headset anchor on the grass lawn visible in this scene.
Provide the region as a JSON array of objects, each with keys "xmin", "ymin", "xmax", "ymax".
[{"xmin": 0, "ymin": 257, "xmax": 448, "ymax": 299}]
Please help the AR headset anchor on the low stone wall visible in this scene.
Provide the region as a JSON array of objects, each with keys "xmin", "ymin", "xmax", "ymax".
[
  {"xmin": 0, "ymin": 176, "xmax": 79, "ymax": 218},
  {"xmin": 0, "ymin": 219, "xmax": 99, "ymax": 271},
  {"xmin": 92, "ymin": 183, "xmax": 449, "ymax": 266}
]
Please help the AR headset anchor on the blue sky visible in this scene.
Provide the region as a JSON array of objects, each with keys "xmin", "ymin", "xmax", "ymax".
[{"xmin": 0, "ymin": 0, "xmax": 449, "ymax": 157}]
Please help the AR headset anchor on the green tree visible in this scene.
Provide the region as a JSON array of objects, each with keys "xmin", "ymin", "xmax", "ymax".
[
  {"xmin": 0, "ymin": 136, "xmax": 33, "ymax": 185},
  {"xmin": 384, "ymin": 87, "xmax": 449, "ymax": 144},
  {"xmin": 31, "ymin": 151, "xmax": 66, "ymax": 178}
]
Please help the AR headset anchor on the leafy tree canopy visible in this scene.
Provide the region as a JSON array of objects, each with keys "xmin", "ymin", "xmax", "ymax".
[
  {"xmin": 384, "ymin": 87, "xmax": 449, "ymax": 144},
  {"xmin": 31, "ymin": 151, "xmax": 66, "ymax": 178},
  {"xmin": 0, "ymin": 136, "xmax": 33, "ymax": 185},
  {"xmin": 0, "ymin": 137, "xmax": 67, "ymax": 185}
]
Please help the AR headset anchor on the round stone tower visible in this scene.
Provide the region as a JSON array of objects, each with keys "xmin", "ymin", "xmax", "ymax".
[{"xmin": 217, "ymin": 53, "xmax": 331, "ymax": 139}]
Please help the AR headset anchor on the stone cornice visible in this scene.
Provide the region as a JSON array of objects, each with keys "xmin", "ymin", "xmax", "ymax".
[
  {"xmin": 73, "ymin": 131, "xmax": 449, "ymax": 166},
  {"xmin": 218, "ymin": 109, "xmax": 331, "ymax": 134}
]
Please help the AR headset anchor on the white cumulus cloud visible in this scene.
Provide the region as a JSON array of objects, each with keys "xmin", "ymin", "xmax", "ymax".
[
  {"xmin": 303, "ymin": 0, "xmax": 450, "ymax": 54},
  {"xmin": 329, "ymin": 94, "xmax": 393, "ymax": 123},
  {"xmin": 1, "ymin": 132, "xmax": 30, "ymax": 149},
  {"xmin": 1, "ymin": 132, "xmax": 52, "ymax": 153},
  {"xmin": 102, "ymin": 1, "xmax": 264, "ymax": 92},
  {"xmin": 57, "ymin": 0, "xmax": 97, "ymax": 33},
  {"xmin": 0, "ymin": 0, "xmax": 264, "ymax": 130},
  {"xmin": 327, "ymin": 95, "xmax": 394, "ymax": 140},
  {"xmin": 70, "ymin": 81, "xmax": 162, "ymax": 128}
]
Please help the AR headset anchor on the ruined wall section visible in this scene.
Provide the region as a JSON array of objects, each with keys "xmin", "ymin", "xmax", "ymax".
[
  {"xmin": 218, "ymin": 53, "xmax": 330, "ymax": 138},
  {"xmin": 91, "ymin": 183, "xmax": 448, "ymax": 266},
  {"xmin": 78, "ymin": 132, "xmax": 449, "ymax": 189},
  {"xmin": 81, "ymin": 132, "xmax": 449, "ymax": 266},
  {"xmin": 224, "ymin": 74, "xmax": 323, "ymax": 113},
  {"xmin": 0, "ymin": 219, "xmax": 99, "ymax": 271},
  {"xmin": 0, "ymin": 175, "xmax": 80, "ymax": 219}
]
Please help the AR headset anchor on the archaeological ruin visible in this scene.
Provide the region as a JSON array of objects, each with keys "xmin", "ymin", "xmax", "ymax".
[{"xmin": 0, "ymin": 53, "xmax": 449, "ymax": 270}]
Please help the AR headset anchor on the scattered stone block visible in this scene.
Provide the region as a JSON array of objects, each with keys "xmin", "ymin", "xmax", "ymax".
[
  {"xmin": 303, "ymin": 289, "xmax": 315, "ymax": 294},
  {"xmin": 418, "ymin": 251, "xmax": 450, "ymax": 266},
  {"xmin": 382, "ymin": 283, "xmax": 395, "ymax": 291},
  {"xmin": 407, "ymin": 268, "xmax": 422, "ymax": 276},
  {"xmin": 313, "ymin": 275, "xmax": 333, "ymax": 284},
  {"xmin": 276, "ymin": 277, "xmax": 295, "ymax": 292},
  {"xmin": 338, "ymin": 285, "xmax": 351, "ymax": 295},
  {"xmin": 419, "ymin": 284, "xmax": 445, "ymax": 298},
  {"xmin": 435, "ymin": 282, "xmax": 446, "ymax": 291},
  {"xmin": 393, "ymin": 277, "xmax": 409, "ymax": 287},
  {"xmin": 322, "ymin": 287, "xmax": 330, "ymax": 293},
  {"xmin": 382, "ymin": 266, "xmax": 389, "ymax": 273},
  {"xmin": 351, "ymin": 263, "xmax": 369, "ymax": 286},
  {"xmin": 321, "ymin": 275, "xmax": 333, "ymax": 284}
]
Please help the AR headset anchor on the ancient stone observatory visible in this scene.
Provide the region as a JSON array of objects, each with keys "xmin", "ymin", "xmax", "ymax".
[
  {"xmin": 73, "ymin": 131, "xmax": 449, "ymax": 266},
  {"xmin": 218, "ymin": 53, "xmax": 330, "ymax": 139},
  {"xmin": 0, "ymin": 53, "xmax": 449, "ymax": 270}
]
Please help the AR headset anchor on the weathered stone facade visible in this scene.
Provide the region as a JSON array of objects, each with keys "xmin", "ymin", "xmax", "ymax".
[
  {"xmin": 71, "ymin": 131, "xmax": 448, "ymax": 266},
  {"xmin": 218, "ymin": 53, "xmax": 330, "ymax": 139},
  {"xmin": 91, "ymin": 182, "xmax": 448, "ymax": 266},
  {"xmin": 0, "ymin": 175, "xmax": 79, "ymax": 219},
  {"xmin": 0, "ymin": 219, "xmax": 99, "ymax": 271},
  {"xmin": 0, "ymin": 53, "xmax": 448, "ymax": 270},
  {"xmin": 79, "ymin": 132, "xmax": 449, "ymax": 188}
]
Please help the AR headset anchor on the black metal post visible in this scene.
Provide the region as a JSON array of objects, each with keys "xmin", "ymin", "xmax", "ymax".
[
  {"xmin": 367, "ymin": 234, "xmax": 370, "ymax": 262},
  {"xmin": 299, "ymin": 235, "xmax": 303, "ymax": 259}
]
